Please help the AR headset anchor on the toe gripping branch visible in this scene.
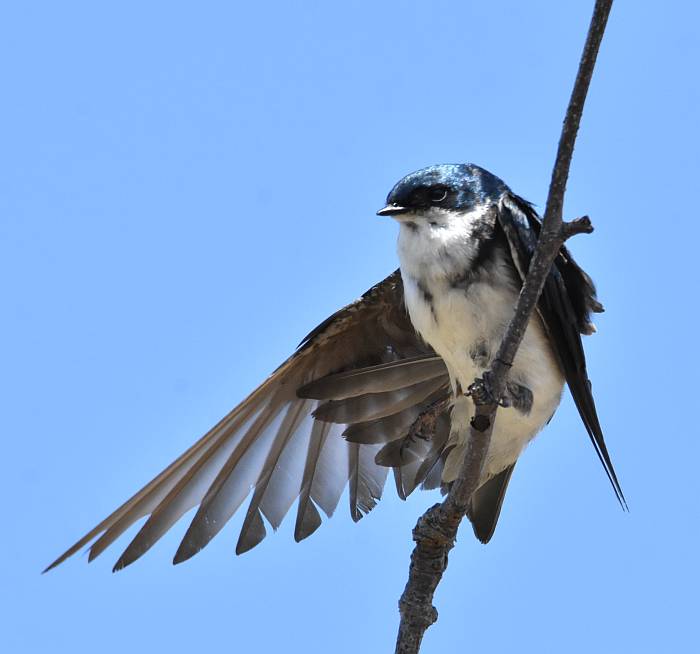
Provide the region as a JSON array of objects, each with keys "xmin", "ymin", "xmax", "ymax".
[{"xmin": 466, "ymin": 360, "xmax": 513, "ymax": 409}]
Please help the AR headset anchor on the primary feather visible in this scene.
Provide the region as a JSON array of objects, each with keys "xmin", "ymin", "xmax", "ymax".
[{"xmin": 46, "ymin": 272, "xmax": 454, "ymax": 571}]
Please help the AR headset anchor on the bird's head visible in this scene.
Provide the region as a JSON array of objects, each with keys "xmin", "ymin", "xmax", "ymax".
[{"xmin": 377, "ymin": 164, "xmax": 508, "ymax": 227}]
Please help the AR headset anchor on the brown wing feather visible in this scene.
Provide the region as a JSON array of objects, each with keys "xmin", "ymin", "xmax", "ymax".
[
  {"xmin": 294, "ymin": 419, "xmax": 333, "ymax": 542},
  {"xmin": 47, "ymin": 270, "xmax": 456, "ymax": 571}
]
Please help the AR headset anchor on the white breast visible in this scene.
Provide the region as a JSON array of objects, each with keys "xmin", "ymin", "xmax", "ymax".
[{"xmin": 397, "ymin": 206, "xmax": 565, "ymax": 483}]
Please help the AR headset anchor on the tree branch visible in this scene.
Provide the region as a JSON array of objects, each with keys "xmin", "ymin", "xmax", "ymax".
[{"xmin": 394, "ymin": 2, "xmax": 614, "ymax": 652}]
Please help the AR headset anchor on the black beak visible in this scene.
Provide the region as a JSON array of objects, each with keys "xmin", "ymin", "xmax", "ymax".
[{"xmin": 377, "ymin": 204, "xmax": 409, "ymax": 216}]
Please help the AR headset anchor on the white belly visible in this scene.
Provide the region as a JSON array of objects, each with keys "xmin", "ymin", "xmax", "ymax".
[{"xmin": 401, "ymin": 268, "xmax": 564, "ymax": 484}]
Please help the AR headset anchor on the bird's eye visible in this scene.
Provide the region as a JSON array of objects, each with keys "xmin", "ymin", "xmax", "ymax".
[{"xmin": 429, "ymin": 187, "xmax": 447, "ymax": 203}]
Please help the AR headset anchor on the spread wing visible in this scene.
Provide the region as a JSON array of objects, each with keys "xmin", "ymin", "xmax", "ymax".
[
  {"xmin": 46, "ymin": 271, "xmax": 452, "ymax": 572},
  {"xmin": 496, "ymin": 193, "xmax": 626, "ymax": 508}
]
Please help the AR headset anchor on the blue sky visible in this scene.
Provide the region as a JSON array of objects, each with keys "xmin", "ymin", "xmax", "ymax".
[{"xmin": 3, "ymin": 1, "xmax": 699, "ymax": 652}]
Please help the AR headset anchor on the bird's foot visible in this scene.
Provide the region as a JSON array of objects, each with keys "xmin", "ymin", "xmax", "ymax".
[
  {"xmin": 467, "ymin": 373, "xmax": 533, "ymax": 415},
  {"xmin": 502, "ymin": 381, "xmax": 533, "ymax": 415},
  {"xmin": 467, "ymin": 371, "xmax": 499, "ymax": 406}
]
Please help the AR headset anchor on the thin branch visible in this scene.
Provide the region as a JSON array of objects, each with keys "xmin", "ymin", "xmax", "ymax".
[{"xmin": 394, "ymin": 1, "xmax": 614, "ymax": 652}]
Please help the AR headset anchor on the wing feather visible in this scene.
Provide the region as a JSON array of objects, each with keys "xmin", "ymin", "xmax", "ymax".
[
  {"xmin": 381, "ymin": 412, "xmax": 450, "ymax": 499},
  {"xmin": 307, "ymin": 423, "xmax": 350, "ymax": 518},
  {"xmin": 109, "ymin": 402, "xmax": 267, "ymax": 570},
  {"xmin": 342, "ymin": 404, "xmax": 424, "ymax": 445},
  {"xmin": 312, "ymin": 376, "xmax": 446, "ymax": 424},
  {"xmin": 173, "ymin": 397, "xmax": 288, "ymax": 563},
  {"xmin": 236, "ymin": 400, "xmax": 311, "ymax": 554},
  {"xmin": 294, "ymin": 419, "xmax": 333, "ymax": 541},
  {"xmin": 497, "ymin": 193, "xmax": 626, "ymax": 507},
  {"xmin": 348, "ymin": 442, "xmax": 388, "ymax": 522},
  {"xmin": 47, "ymin": 270, "xmax": 456, "ymax": 570},
  {"xmin": 44, "ymin": 389, "xmax": 271, "ymax": 572},
  {"xmin": 299, "ymin": 356, "xmax": 446, "ymax": 400}
]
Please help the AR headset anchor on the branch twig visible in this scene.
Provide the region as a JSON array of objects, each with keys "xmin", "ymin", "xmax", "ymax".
[{"xmin": 394, "ymin": 2, "xmax": 614, "ymax": 652}]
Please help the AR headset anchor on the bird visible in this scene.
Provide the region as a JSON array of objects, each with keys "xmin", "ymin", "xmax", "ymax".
[{"xmin": 45, "ymin": 163, "xmax": 624, "ymax": 573}]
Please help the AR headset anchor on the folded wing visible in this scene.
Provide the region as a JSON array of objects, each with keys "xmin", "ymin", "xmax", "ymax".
[{"xmin": 496, "ymin": 193, "xmax": 626, "ymax": 508}]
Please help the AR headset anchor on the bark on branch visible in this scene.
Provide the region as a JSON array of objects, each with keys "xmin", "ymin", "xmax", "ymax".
[{"xmin": 394, "ymin": 2, "xmax": 614, "ymax": 652}]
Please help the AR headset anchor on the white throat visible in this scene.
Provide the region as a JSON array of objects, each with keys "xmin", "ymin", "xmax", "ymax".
[
  {"xmin": 394, "ymin": 201, "xmax": 564, "ymax": 484},
  {"xmin": 396, "ymin": 205, "xmax": 492, "ymax": 283}
]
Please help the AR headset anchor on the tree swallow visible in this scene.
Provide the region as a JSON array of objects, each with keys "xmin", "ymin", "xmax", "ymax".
[{"xmin": 46, "ymin": 163, "xmax": 624, "ymax": 572}]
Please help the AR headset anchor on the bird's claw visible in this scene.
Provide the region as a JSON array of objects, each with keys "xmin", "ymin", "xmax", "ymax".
[
  {"xmin": 467, "ymin": 372, "xmax": 499, "ymax": 407},
  {"xmin": 467, "ymin": 371, "xmax": 516, "ymax": 408},
  {"xmin": 498, "ymin": 395, "xmax": 512, "ymax": 408}
]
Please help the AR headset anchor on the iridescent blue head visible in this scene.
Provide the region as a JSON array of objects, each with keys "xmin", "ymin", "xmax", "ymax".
[{"xmin": 377, "ymin": 163, "xmax": 509, "ymax": 216}]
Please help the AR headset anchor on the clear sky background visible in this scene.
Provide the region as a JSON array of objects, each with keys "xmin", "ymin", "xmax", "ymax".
[{"xmin": 3, "ymin": 1, "xmax": 698, "ymax": 652}]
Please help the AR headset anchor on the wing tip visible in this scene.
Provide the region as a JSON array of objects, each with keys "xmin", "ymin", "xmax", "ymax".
[
  {"xmin": 235, "ymin": 508, "xmax": 267, "ymax": 555},
  {"xmin": 43, "ymin": 551, "xmax": 73, "ymax": 573},
  {"xmin": 614, "ymin": 485, "xmax": 629, "ymax": 512},
  {"xmin": 583, "ymin": 420, "xmax": 628, "ymax": 512},
  {"xmin": 172, "ymin": 533, "xmax": 204, "ymax": 565},
  {"xmin": 471, "ymin": 525, "xmax": 493, "ymax": 545},
  {"xmin": 112, "ymin": 544, "xmax": 141, "ymax": 573},
  {"xmin": 172, "ymin": 546, "xmax": 197, "ymax": 566},
  {"xmin": 43, "ymin": 533, "xmax": 98, "ymax": 573},
  {"xmin": 294, "ymin": 500, "xmax": 323, "ymax": 543},
  {"xmin": 112, "ymin": 558, "xmax": 127, "ymax": 573},
  {"xmin": 41, "ymin": 560, "xmax": 60, "ymax": 574}
]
